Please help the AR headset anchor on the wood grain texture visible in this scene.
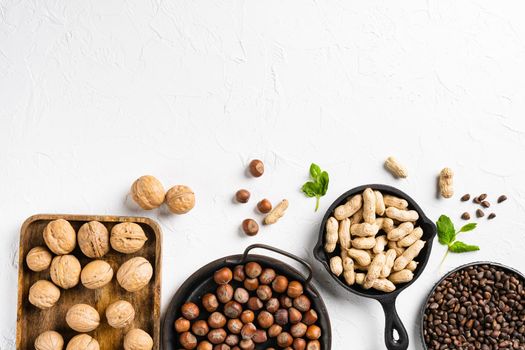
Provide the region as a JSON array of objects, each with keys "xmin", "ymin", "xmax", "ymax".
[{"xmin": 16, "ymin": 214, "xmax": 162, "ymax": 350}]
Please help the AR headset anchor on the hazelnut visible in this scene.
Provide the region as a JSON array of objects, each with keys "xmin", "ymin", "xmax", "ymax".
[
  {"xmin": 256, "ymin": 285, "xmax": 272, "ymax": 301},
  {"xmin": 227, "ymin": 319, "xmax": 243, "ymax": 334},
  {"xmin": 196, "ymin": 341, "xmax": 212, "ymax": 350},
  {"xmin": 274, "ymin": 309, "xmax": 289, "ymax": 326},
  {"xmin": 29, "ymin": 280, "xmax": 60, "ymax": 309},
  {"xmin": 240, "ymin": 310, "xmax": 255, "ymax": 324},
  {"xmin": 235, "ymin": 189, "xmax": 251, "ymax": 203},
  {"xmin": 248, "ymin": 159, "xmax": 264, "ymax": 177},
  {"xmin": 106, "ymin": 300, "xmax": 135, "ymax": 328},
  {"xmin": 207, "ymin": 329, "xmax": 227, "ymax": 344},
  {"xmin": 181, "ymin": 302, "xmax": 200, "ymax": 320},
  {"xmin": 43, "ymin": 219, "xmax": 76, "ymax": 255},
  {"xmin": 268, "ymin": 324, "xmax": 282, "ymax": 338},
  {"xmin": 306, "ymin": 340, "xmax": 321, "ymax": 350},
  {"xmin": 241, "ymin": 323, "xmax": 256, "ymax": 339},
  {"xmin": 50, "ymin": 255, "xmax": 81, "ymax": 289},
  {"xmin": 225, "ymin": 334, "xmax": 239, "ymax": 346},
  {"xmin": 247, "ymin": 297, "xmax": 263, "ymax": 311},
  {"xmin": 241, "ymin": 219, "xmax": 259, "ymax": 236},
  {"xmin": 293, "ymin": 295, "xmax": 311, "ymax": 312},
  {"xmin": 244, "ymin": 262, "xmax": 262, "ymax": 278},
  {"xmin": 265, "ymin": 298, "xmax": 280, "ymax": 313},
  {"xmin": 192, "ymin": 320, "xmax": 209, "ymax": 336},
  {"xmin": 257, "ymin": 311, "xmax": 274, "ymax": 329},
  {"xmin": 81, "ymin": 260, "xmax": 114, "ymax": 289},
  {"xmin": 117, "ymin": 257, "xmax": 153, "ymax": 292},
  {"xmin": 276, "ymin": 332, "xmax": 293, "ymax": 348},
  {"xmin": 239, "ymin": 339, "xmax": 255, "ymax": 350},
  {"xmin": 131, "ymin": 175, "xmax": 165, "ymax": 210},
  {"xmin": 259, "ymin": 268, "xmax": 276, "ymax": 285},
  {"xmin": 272, "ymin": 275, "xmax": 289, "ymax": 293},
  {"xmin": 252, "ymin": 330, "xmax": 267, "ymax": 344},
  {"xmin": 26, "ymin": 246, "xmax": 52, "ymax": 272},
  {"xmin": 179, "ymin": 332, "xmax": 197, "ymax": 349},
  {"xmin": 216, "ymin": 284, "xmax": 234, "ymax": 303},
  {"xmin": 175, "ymin": 317, "xmax": 191, "ymax": 333},
  {"xmin": 293, "ymin": 338, "xmax": 307, "ymax": 350},
  {"xmin": 66, "ymin": 304, "xmax": 100, "ymax": 332},
  {"xmin": 213, "ymin": 267, "xmax": 233, "ymax": 285},
  {"xmin": 124, "ymin": 328, "xmax": 153, "ymax": 350},
  {"xmin": 202, "ymin": 293, "xmax": 219, "ymax": 312},
  {"xmin": 233, "ymin": 265, "xmax": 245, "ymax": 282},
  {"xmin": 243, "ymin": 278, "xmax": 258, "ymax": 291},
  {"xmin": 166, "ymin": 185, "xmax": 195, "ymax": 214},
  {"xmin": 66, "ymin": 334, "xmax": 99, "ymax": 350},
  {"xmin": 302, "ymin": 309, "xmax": 318, "ymax": 326},
  {"xmin": 234, "ymin": 287, "xmax": 249, "ymax": 304},
  {"xmin": 208, "ymin": 312, "xmax": 227, "ymax": 328},
  {"xmin": 257, "ymin": 199, "xmax": 272, "ymax": 214},
  {"xmin": 110, "ymin": 222, "xmax": 147, "ymax": 254},
  {"xmin": 224, "ymin": 301, "xmax": 243, "ymax": 318},
  {"xmin": 288, "ymin": 307, "xmax": 302, "ymax": 324},
  {"xmin": 34, "ymin": 330, "xmax": 64, "ymax": 350},
  {"xmin": 287, "ymin": 281, "xmax": 303, "ymax": 298},
  {"xmin": 214, "ymin": 345, "xmax": 230, "ymax": 350},
  {"xmin": 291, "ymin": 323, "xmax": 307, "ymax": 338},
  {"xmin": 305, "ymin": 325, "xmax": 321, "ymax": 340},
  {"xmin": 279, "ymin": 295, "xmax": 292, "ymax": 308},
  {"xmin": 77, "ymin": 221, "xmax": 109, "ymax": 258}
]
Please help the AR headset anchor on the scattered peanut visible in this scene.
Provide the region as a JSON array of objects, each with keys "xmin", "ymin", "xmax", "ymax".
[
  {"xmin": 352, "ymin": 237, "xmax": 376, "ymax": 250},
  {"xmin": 346, "ymin": 248, "xmax": 371, "ymax": 266},
  {"xmin": 323, "ymin": 217, "xmax": 339, "ymax": 253},
  {"xmin": 383, "ymin": 195, "xmax": 408, "ymax": 210},
  {"xmin": 362, "ymin": 188, "xmax": 376, "ymax": 224},
  {"xmin": 350, "ymin": 223, "xmax": 379, "ymax": 237},
  {"xmin": 334, "ymin": 195, "xmax": 362, "ymax": 220},
  {"xmin": 341, "ymin": 256, "xmax": 355, "ymax": 286},
  {"xmin": 329, "ymin": 256, "xmax": 343, "ymax": 277},
  {"xmin": 384, "ymin": 156, "xmax": 408, "ymax": 178},
  {"xmin": 388, "ymin": 269, "xmax": 414, "ymax": 284},
  {"xmin": 439, "ymin": 167, "xmax": 454, "ymax": 198},
  {"xmin": 338, "ymin": 218, "xmax": 351, "ymax": 250},
  {"xmin": 374, "ymin": 191, "xmax": 385, "ymax": 216},
  {"xmin": 264, "ymin": 199, "xmax": 288, "ymax": 225},
  {"xmin": 385, "ymin": 207, "xmax": 419, "ymax": 222},
  {"xmin": 393, "ymin": 240, "xmax": 425, "ymax": 272}
]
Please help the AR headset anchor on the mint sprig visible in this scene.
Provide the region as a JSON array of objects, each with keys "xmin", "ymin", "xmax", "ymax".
[
  {"xmin": 436, "ymin": 215, "xmax": 479, "ymax": 264},
  {"xmin": 301, "ymin": 163, "xmax": 329, "ymax": 211}
]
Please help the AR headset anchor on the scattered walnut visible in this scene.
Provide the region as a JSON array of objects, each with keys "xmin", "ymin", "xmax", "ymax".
[
  {"xmin": 165, "ymin": 185, "xmax": 195, "ymax": 214},
  {"xmin": 77, "ymin": 221, "xmax": 110, "ymax": 258},
  {"xmin": 131, "ymin": 175, "xmax": 166, "ymax": 210},
  {"xmin": 26, "ymin": 246, "xmax": 52, "ymax": 272},
  {"xmin": 43, "ymin": 219, "xmax": 76, "ymax": 255},
  {"xmin": 66, "ymin": 304, "xmax": 100, "ymax": 332},
  {"xmin": 106, "ymin": 300, "xmax": 135, "ymax": 329},
  {"xmin": 80, "ymin": 260, "xmax": 114, "ymax": 289},
  {"xmin": 117, "ymin": 257, "xmax": 153, "ymax": 292},
  {"xmin": 29, "ymin": 280, "xmax": 60, "ymax": 309},
  {"xmin": 50, "ymin": 255, "xmax": 81, "ymax": 289},
  {"xmin": 110, "ymin": 222, "xmax": 147, "ymax": 254}
]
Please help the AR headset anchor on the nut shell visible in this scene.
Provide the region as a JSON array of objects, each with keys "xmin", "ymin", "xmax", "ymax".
[
  {"xmin": 81, "ymin": 260, "xmax": 114, "ymax": 289},
  {"xmin": 50, "ymin": 255, "xmax": 81, "ymax": 289},
  {"xmin": 117, "ymin": 257, "xmax": 153, "ymax": 292},
  {"xmin": 77, "ymin": 221, "xmax": 110, "ymax": 258},
  {"xmin": 43, "ymin": 219, "xmax": 76, "ymax": 255},
  {"xmin": 124, "ymin": 328, "xmax": 153, "ymax": 350},
  {"xmin": 110, "ymin": 222, "xmax": 148, "ymax": 254},
  {"xmin": 26, "ymin": 246, "xmax": 52, "ymax": 272},
  {"xmin": 106, "ymin": 300, "xmax": 135, "ymax": 329},
  {"xmin": 131, "ymin": 175, "xmax": 166, "ymax": 210},
  {"xmin": 66, "ymin": 304, "xmax": 100, "ymax": 332},
  {"xmin": 34, "ymin": 330, "xmax": 64, "ymax": 350},
  {"xmin": 66, "ymin": 334, "xmax": 99, "ymax": 350},
  {"xmin": 29, "ymin": 280, "xmax": 60, "ymax": 309},
  {"xmin": 165, "ymin": 185, "xmax": 195, "ymax": 214}
]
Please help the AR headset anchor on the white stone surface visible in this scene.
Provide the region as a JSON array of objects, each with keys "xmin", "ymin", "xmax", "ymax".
[{"xmin": 1, "ymin": 1, "xmax": 525, "ymax": 349}]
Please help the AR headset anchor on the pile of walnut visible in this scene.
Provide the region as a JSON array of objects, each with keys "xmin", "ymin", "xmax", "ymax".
[
  {"xmin": 27, "ymin": 219, "xmax": 154, "ymax": 350},
  {"xmin": 324, "ymin": 188, "xmax": 426, "ymax": 293}
]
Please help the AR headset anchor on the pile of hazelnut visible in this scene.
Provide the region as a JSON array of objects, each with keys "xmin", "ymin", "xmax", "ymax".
[
  {"xmin": 131, "ymin": 175, "xmax": 195, "ymax": 214},
  {"xmin": 174, "ymin": 262, "xmax": 322, "ymax": 350},
  {"xmin": 26, "ymin": 219, "xmax": 154, "ymax": 350}
]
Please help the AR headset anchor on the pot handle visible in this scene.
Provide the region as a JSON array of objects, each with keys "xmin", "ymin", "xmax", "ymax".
[{"xmin": 379, "ymin": 296, "xmax": 409, "ymax": 350}]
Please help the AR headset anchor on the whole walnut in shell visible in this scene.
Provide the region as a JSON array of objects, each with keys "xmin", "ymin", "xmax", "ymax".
[
  {"xmin": 106, "ymin": 300, "xmax": 135, "ymax": 328},
  {"xmin": 66, "ymin": 334, "xmax": 99, "ymax": 350},
  {"xmin": 34, "ymin": 330, "xmax": 64, "ymax": 350},
  {"xmin": 50, "ymin": 255, "xmax": 81, "ymax": 289},
  {"xmin": 77, "ymin": 221, "xmax": 109, "ymax": 258},
  {"xmin": 43, "ymin": 219, "xmax": 76, "ymax": 255},
  {"xmin": 131, "ymin": 175, "xmax": 165, "ymax": 210},
  {"xmin": 124, "ymin": 328, "xmax": 153, "ymax": 350},
  {"xmin": 117, "ymin": 257, "xmax": 153, "ymax": 292},
  {"xmin": 165, "ymin": 185, "xmax": 195, "ymax": 214},
  {"xmin": 29, "ymin": 280, "xmax": 60, "ymax": 309},
  {"xmin": 26, "ymin": 246, "xmax": 52, "ymax": 272},
  {"xmin": 66, "ymin": 304, "xmax": 100, "ymax": 332},
  {"xmin": 110, "ymin": 222, "xmax": 147, "ymax": 254},
  {"xmin": 80, "ymin": 260, "xmax": 113, "ymax": 289}
]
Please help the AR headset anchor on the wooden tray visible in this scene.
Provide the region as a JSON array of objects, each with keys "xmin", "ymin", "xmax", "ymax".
[{"xmin": 16, "ymin": 214, "xmax": 162, "ymax": 350}]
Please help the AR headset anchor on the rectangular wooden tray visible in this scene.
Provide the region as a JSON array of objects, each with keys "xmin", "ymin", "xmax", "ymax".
[{"xmin": 16, "ymin": 214, "xmax": 162, "ymax": 350}]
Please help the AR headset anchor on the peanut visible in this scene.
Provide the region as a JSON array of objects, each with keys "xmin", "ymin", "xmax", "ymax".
[
  {"xmin": 355, "ymin": 273, "xmax": 365, "ymax": 285},
  {"xmin": 371, "ymin": 278, "xmax": 396, "ymax": 292},
  {"xmin": 398, "ymin": 227, "xmax": 423, "ymax": 248},
  {"xmin": 363, "ymin": 253, "xmax": 386, "ymax": 289},
  {"xmin": 350, "ymin": 223, "xmax": 379, "ymax": 237},
  {"xmin": 352, "ymin": 237, "xmax": 376, "ymax": 250},
  {"xmin": 387, "ymin": 240, "xmax": 405, "ymax": 257},
  {"xmin": 385, "ymin": 207, "xmax": 419, "ymax": 222},
  {"xmin": 324, "ymin": 217, "xmax": 339, "ymax": 253},
  {"xmin": 342, "ymin": 257, "xmax": 355, "ymax": 286},
  {"xmin": 388, "ymin": 270, "xmax": 414, "ymax": 284},
  {"xmin": 362, "ymin": 188, "xmax": 376, "ymax": 224},
  {"xmin": 334, "ymin": 194, "xmax": 362, "ymax": 220},
  {"xmin": 329, "ymin": 256, "xmax": 343, "ymax": 277},
  {"xmin": 393, "ymin": 240, "xmax": 425, "ymax": 271},
  {"xmin": 374, "ymin": 191, "xmax": 385, "ymax": 216},
  {"xmin": 376, "ymin": 217, "xmax": 394, "ymax": 233},
  {"xmin": 384, "ymin": 156, "xmax": 408, "ymax": 178},
  {"xmin": 347, "ymin": 248, "xmax": 371, "ymax": 266},
  {"xmin": 383, "ymin": 195, "xmax": 408, "ymax": 210},
  {"xmin": 351, "ymin": 209, "xmax": 363, "ymax": 224},
  {"xmin": 354, "ymin": 263, "xmax": 369, "ymax": 271},
  {"xmin": 264, "ymin": 199, "xmax": 289, "ymax": 225},
  {"xmin": 338, "ymin": 218, "xmax": 351, "ymax": 250},
  {"xmin": 387, "ymin": 222, "xmax": 414, "ymax": 241},
  {"xmin": 373, "ymin": 235, "xmax": 388, "ymax": 254},
  {"xmin": 380, "ymin": 249, "xmax": 397, "ymax": 278},
  {"xmin": 439, "ymin": 167, "xmax": 454, "ymax": 198},
  {"xmin": 406, "ymin": 260, "xmax": 418, "ymax": 272}
]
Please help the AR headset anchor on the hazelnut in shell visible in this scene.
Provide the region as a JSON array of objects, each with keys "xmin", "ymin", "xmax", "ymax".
[
  {"xmin": 43, "ymin": 219, "xmax": 76, "ymax": 255},
  {"xmin": 166, "ymin": 185, "xmax": 195, "ymax": 214},
  {"xmin": 66, "ymin": 304, "xmax": 100, "ymax": 332},
  {"xmin": 131, "ymin": 175, "xmax": 166, "ymax": 210},
  {"xmin": 106, "ymin": 300, "xmax": 135, "ymax": 328},
  {"xmin": 117, "ymin": 257, "xmax": 153, "ymax": 292},
  {"xmin": 110, "ymin": 222, "xmax": 147, "ymax": 254},
  {"xmin": 81, "ymin": 260, "xmax": 114, "ymax": 289},
  {"xmin": 77, "ymin": 221, "xmax": 109, "ymax": 258},
  {"xmin": 29, "ymin": 280, "xmax": 60, "ymax": 309},
  {"xmin": 66, "ymin": 334, "xmax": 99, "ymax": 350},
  {"xmin": 34, "ymin": 330, "xmax": 64, "ymax": 350},
  {"xmin": 50, "ymin": 255, "xmax": 81, "ymax": 289},
  {"xmin": 124, "ymin": 328, "xmax": 153, "ymax": 350},
  {"xmin": 26, "ymin": 246, "xmax": 52, "ymax": 272}
]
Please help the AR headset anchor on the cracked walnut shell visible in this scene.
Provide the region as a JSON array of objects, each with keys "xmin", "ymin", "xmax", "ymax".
[
  {"xmin": 166, "ymin": 185, "xmax": 195, "ymax": 214},
  {"xmin": 117, "ymin": 257, "xmax": 153, "ymax": 292},
  {"xmin": 50, "ymin": 255, "xmax": 81, "ymax": 289},
  {"xmin": 35, "ymin": 331, "xmax": 64, "ymax": 350},
  {"xmin": 77, "ymin": 221, "xmax": 110, "ymax": 258},
  {"xmin": 110, "ymin": 222, "xmax": 147, "ymax": 254},
  {"xmin": 26, "ymin": 246, "xmax": 52, "ymax": 272},
  {"xmin": 29, "ymin": 280, "xmax": 60, "ymax": 309},
  {"xmin": 131, "ymin": 175, "xmax": 166, "ymax": 210},
  {"xmin": 66, "ymin": 334, "xmax": 99, "ymax": 350},
  {"xmin": 106, "ymin": 300, "xmax": 135, "ymax": 329},
  {"xmin": 124, "ymin": 329, "xmax": 153, "ymax": 350},
  {"xmin": 66, "ymin": 304, "xmax": 100, "ymax": 332},
  {"xmin": 81, "ymin": 260, "xmax": 113, "ymax": 289},
  {"xmin": 43, "ymin": 219, "xmax": 76, "ymax": 255}
]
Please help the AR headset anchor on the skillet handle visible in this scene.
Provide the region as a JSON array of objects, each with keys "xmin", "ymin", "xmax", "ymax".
[{"xmin": 379, "ymin": 296, "xmax": 409, "ymax": 350}]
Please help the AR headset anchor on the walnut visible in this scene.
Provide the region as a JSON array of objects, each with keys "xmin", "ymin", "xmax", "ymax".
[
  {"xmin": 34, "ymin": 330, "xmax": 63, "ymax": 350},
  {"xmin": 29, "ymin": 280, "xmax": 60, "ymax": 309},
  {"xmin": 66, "ymin": 304, "xmax": 100, "ymax": 332},
  {"xmin": 106, "ymin": 300, "xmax": 135, "ymax": 328},
  {"xmin": 77, "ymin": 221, "xmax": 109, "ymax": 258},
  {"xmin": 110, "ymin": 222, "xmax": 147, "ymax": 254},
  {"xmin": 66, "ymin": 334, "xmax": 99, "ymax": 350},
  {"xmin": 26, "ymin": 246, "xmax": 52, "ymax": 272},
  {"xmin": 131, "ymin": 175, "xmax": 165, "ymax": 210},
  {"xmin": 117, "ymin": 257, "xmax": 153, "ymax": 292},
  {"xmin": 165, "ymin": 185, "xmax": 195, "ymax": 214},
  {"xmin": 123, "ymin": 328, "xmax": 153, "ymax": 350},
  {"xmin": 50, "ymin": 255, "xmax": 81, "ymax": 289},
  {"xmin": 43, "ymin": 219, "xmax": 76, "ymax": 255},
  {"xmin": 80, "ymin": 260, "xmax": 113, "ymax": 289}
]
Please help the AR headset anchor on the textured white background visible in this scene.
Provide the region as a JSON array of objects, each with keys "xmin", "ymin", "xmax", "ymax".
[{"xmin": 1, "ymin": 1, "xmax": 525, "ymax": 349}]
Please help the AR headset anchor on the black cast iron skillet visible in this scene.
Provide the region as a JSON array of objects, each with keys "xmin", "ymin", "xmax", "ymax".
[
  {"xmin": 313, "ymin": 184, "xmax": 437, "ymax": 350},
  {"xmin": 163, "ymin": 244, "xmax": 332, "ymax": 349},
  {"xmin": 419, "ymin": 261, "xmax": 525, "ymax": 349}
]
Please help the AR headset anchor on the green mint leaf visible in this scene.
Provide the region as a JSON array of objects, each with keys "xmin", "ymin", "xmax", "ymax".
[
  {"xmin": 436, "ymin": 215, "xmax": 456, "ymax": 245},
  {"xmin": 459, "ymin": 223, "xmax": 477, "ymax": 233},
  {"xmin": 449, "ymin": 241, "xmax": 480, "ymax": 253},
  {"xmin": 310, "ymin": 163, "xmax": 321, "ymax": 180},
  {"xmin": 301, "ymin": 182, "xmax": 318, "ymax": 197},
  {"xmin": 319, "ymin": 171, "xmax": 329, "ymax": 195}
]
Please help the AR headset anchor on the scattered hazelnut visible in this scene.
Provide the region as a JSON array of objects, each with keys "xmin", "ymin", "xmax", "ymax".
[
  {"xmin": 265, "ymin": 298, "xmax": 280, "ymax": 313},
  {"xmin": 287, "ymin": 281, "xmax": 303, "ymax": 298},
  {"xmin": 248, "ymin": 159, "xmax": 264, "ymax": 177},
  {"xmin": 81, "ymin": 260, "xmax": 113, "ymax": 289},
  {"xmin": 214, "ymin": 267, "xmax": 233, "ymax": 285},
  {"xmin": 207, "ymin": 329, "xmax": 227, "ymax": 345},
  {"xmin": 216, "ymin": 284, "xmax": 234, "ymax": 303},
  {"xmin": 43, "ymin": 219, "xmax": 76, "ymax": 255},
  {"xmin": 235, "ymin": 189, "xmax": 251, "ymax": 203},
  {"xmin": 202, "ymin": 293, "xmax": 219, "ymax": 312},
  {"xmin": 66, "ymin": 334, "xmax": 99, "ymax": 350},
  {"xmin": 241, "ymin": 219, "xmax": 259, "ymax": 236},
  {"xmin": 257, "ymin": 199, "xmax": 272, "ymax": 214},
  {"xmin": 244, "ymin": 278, "xmax": 259, "ymax": 291},
  {"xmin": 294, "ymin": 295, "xmax": 311, "ymax": 312},
  {"xmin": 29, "ymin": 280, "xmax": 60, "ymax": 309},
  {"xmin": 224, "ymin": 301, "xmax": 243, "ymax": 318},
  {"xmin": 123, "ymin": 329, "xmax": 153, "ymax": 350},
  {"xmin": 117, "ymin": 256, "xmax": 153, "ymax": 292},
  {"xmin": 66, "ymin": 304, "xmax": 100, "ymax": 332},
  {"xmin": 302, "ymin": 309, "xmax": 318, "ymax": 326},
  {"xmin": 288, "ymin": 307, "xmax": 302, "ymax": 324},
  {"xmin": 245, "ymin": 262, "xmax": 262, "ymax": 278},
  {"xmin": 274, "ymin": 309, "xmax": 289, "ymax": 326},
  {"xmin": 247, "ymin": 297, "xmax": 263, "ymax": 311},
  {"xmin": 179, "ymin": 332, "xmax": 197, "ymax": 350},
  {"xmin": 234, "ymin": 287, "xmax": 249, "ymax": 304},
  {"xmin": 181, "ymin": 302, "xmax": 200, "ymax": 320},
  {"xmin": 227, "ymin": 319, "xmax": 243, "ymax": 334},
  {"xmin": 131, "ymin": 175, "xmax": 165, "ymax": 210},
  {"xmin": 240, "ymin": 310, "xmax": 255, "ymax": 324},
  {"xmin": 252, "ymin": 330, "xmax": 267, "ymax": 343},
  {"xmin": 192, "ymin": 320, "xmax": 209, "ymax": 336},
  {"xmin": 259, "ymin": 268, "xmax": 276, "ymax": 285},
  {"xmin": 291, "ymin": 323, "xmax": 307, "ymax": 338},
  {"xmin": 276, "ymin": 332, "xmax": 293, "ymax": 348},
  {"xmin": 166, "ymin": 185, "xmax": 195, "ymax": 214},
  {"xmin": 257, "ymin": 311, "xmax": 274, "ymax": 329},
  {"xmin": 175, "ymin": 317, "xmax": 191, "ymax": 333},
  {"xmin": 26, "ymin": 246, "xmax": 52, "ymax": 272},
  {"xmin": 34, "ymin": 330, "xmax": 64, "ymax": 350},
  {"xmin": 233, "ymin": 265, "xmax": 245, "ymax": 282},
  {"xmin": 110, "ymin": 222, "xmax": 148, "ymax": 254},
  {"xmin": 268, "ymin": 324, "xmax": 282, "ymax": 338},
  {"xmin": 272, "ymin": 275, "xmax": 289, "ymax": 293},
  {"xmin": 77, "ymin": 221, "xmax": 110, "ymax": 258},
  {"xmin": 106, "ymin": 300, "xmax": 135, "ymax": 329},
  {"xmin": 50, "ymin": 255, "xmax": 81, "ymax": 289},
  {"xmin": 241, "ymin": 323, "xmax": 256, "ymax": 340},
  {"xmin": 256, "ymin": 285, "xmax": 272, "ymax": 301}
]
